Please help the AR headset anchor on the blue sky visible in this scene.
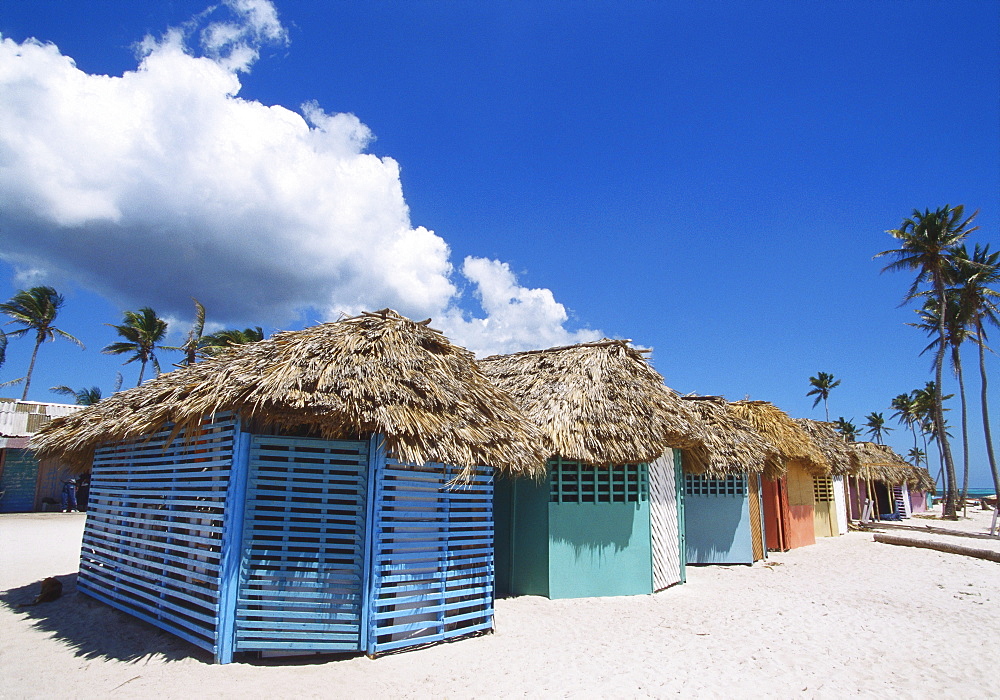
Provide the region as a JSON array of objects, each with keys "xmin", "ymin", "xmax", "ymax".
[{"xmin": 1, "ymin": 1, "xmax": 997, "ymax": 487}]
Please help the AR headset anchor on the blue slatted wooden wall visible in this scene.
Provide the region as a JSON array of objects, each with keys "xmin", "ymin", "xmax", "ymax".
[
  {"xmin": 80, "ymin": 415, "xmax": 238, "ymax": 654},
  {"xmin": 81, "ymin": 422, "xmax": 495, "ymax": 662},
  {"xmin": 367, "ymin": 456, "xmax": 494, "ymax": 655},
  {"xmin": 234, "ymin": 436, "xmax": 369, "ymax": 653}
]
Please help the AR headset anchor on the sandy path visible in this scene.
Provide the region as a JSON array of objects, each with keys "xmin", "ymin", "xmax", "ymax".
[{"xmin": 1, "ymin": 509, "xmax": 997, "ymax": 699}]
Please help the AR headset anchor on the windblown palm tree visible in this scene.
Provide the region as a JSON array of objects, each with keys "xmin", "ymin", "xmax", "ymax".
[
  {"xmin": 176, "ymin": 299, "xmax": 205, "ymax": 366},
  {"xmin": 890, "ymin": 392, "xmax": 921, "ymax": 451},
  {"xmin": 199, "ymin": 326, "xmax": 265, "ymax": 356},
  {"xmin": 909, "ymin": 294, "xmax": 973, "ymax": 503},
  {"xmin": 103, "ymin": 307, "xmax": 169, "ymax": 386},
  {"xmin": 834, "ymin": 417, "xmax": 859, "ymax": 442},
  {"xmin": 863, "ymin": 412, "xmax": 892, "ymax": 444},
  {"xmin": 0, "ymin": 286, "xmax": 85, "ymax": 400},
  {"xmin": 51, "ymin": 385, "xmax": 103, "ymax": 406},
  {"xmin": 807, "ymin": 371, "xmax": 840, "ymax": 421},
  {"xmin": 875, "ymin": 204, "xmax": 978, "ymax": 517},
  {"xmin": 950, "ymin": 243, "xmax": 1000, "ymax": 504}
]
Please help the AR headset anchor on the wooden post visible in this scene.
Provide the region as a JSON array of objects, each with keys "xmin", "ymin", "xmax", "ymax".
[
  {"xmin": 675, "ymin": 450, "xmax": 686, "ymax": 582},
  {"xmin": 361, "ymin": 433, "xmax": 383, "ymax": 657},
  {"xmin": 215, "ymin": 421, "xmax": 251, "ymax": 665}
]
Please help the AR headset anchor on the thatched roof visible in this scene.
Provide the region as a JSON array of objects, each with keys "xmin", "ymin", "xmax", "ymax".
[
  {"xmin": 849, "ymin": 442, "xmax": 917, "ymax": 486},
  {"xmin": 478, "ymin": 339, "xmax": 706, "ymax": 467},
  {"xmin": 909, "ymin": 466, "xmax": 937, "ymax": 494},
  {"xmin": 678, "ymin": 396, "xmax": 772, "ymax": 478},
  {"xmin": 31, "ymin": 310, "xmax": 547, "ymax": 479},
  {"xmin": 794, "ymin": 419, "xmax": 859, "ymax": 476},
  {"xmin": 729, "ymin": 401, "xmax": 830, "ymax": 476}
]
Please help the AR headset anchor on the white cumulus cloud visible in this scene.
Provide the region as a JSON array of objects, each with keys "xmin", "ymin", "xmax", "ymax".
[{"xmin": 0, "ymin": 0, "xmax": 598, "ymax": 356}]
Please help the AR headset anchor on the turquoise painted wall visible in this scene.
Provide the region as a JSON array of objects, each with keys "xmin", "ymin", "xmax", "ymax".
[
  {"xmin": 509, "ymin": 477, "xmax": 550, "ymax": 597},
  {"xmin": 493, "ymin": 477, "xmax": 514, "ymax": 598},
  {"xmin": 548, "ymin": 501, "xmax": 652, "ymax": 598},
  {"xmin": 0, "ymin": 449, "xmax": 39, "ymax": 513},
  {"xmin": 684, "ymin": 491, "xmax": 753, "ymax": 564}
]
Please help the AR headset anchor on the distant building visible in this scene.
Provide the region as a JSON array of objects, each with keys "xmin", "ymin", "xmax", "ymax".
[{"xmin": 0, "ymin": 398, "xmax": 85, "ymax": 512}]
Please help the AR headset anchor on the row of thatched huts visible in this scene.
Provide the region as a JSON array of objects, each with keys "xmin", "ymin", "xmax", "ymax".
[{"xmin": 27, "ymin": 309, "xmax": 932, "ymax": 663}]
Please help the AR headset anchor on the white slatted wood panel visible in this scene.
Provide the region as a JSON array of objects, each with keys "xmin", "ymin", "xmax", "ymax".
[{"xmin": 649, "ymin": 451, "xmax": 681, "ymax": 591}]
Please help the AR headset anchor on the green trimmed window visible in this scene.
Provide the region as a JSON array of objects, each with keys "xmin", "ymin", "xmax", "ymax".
[{"xmin": 549, "ymin": 459, "xmax": 648, "ymax": 504}]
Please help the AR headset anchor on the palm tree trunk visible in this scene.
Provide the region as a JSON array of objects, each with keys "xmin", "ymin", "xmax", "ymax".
[
  {"xmin": 20, "ymin": 332, "xmax": 43, "ymax": 401},
  {"xmin": 933, "ymin": 275, "xmax": 959, "ymax": 518},
  {"xmin": 978, "ymin": 323, "xmax": 1000, "ymax": 500},
  {"xmin": 136, "ymin": 360, "xmax": 146, "ymax": 387},
  {"xmin": 955, "ymin": 353, "xmax": 970, "ymax": 505},
  {"xmin": 824, "ymin": 398, "xmax": 829, "ymax": 422}
]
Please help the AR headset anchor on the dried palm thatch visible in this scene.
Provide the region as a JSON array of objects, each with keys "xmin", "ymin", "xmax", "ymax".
[
  {"xmin": 31, "ymin": 310, "xmax": 547, "ymax": 480},
  {"xmin": 909, "ymin": 466, "xmax": 937, "ymax": 494},
  {"xmin": 478, "ymin": 339, "xmax": 706, "ymax": 467},
  {"xmin": 729, "ymin": 400, "xmax": 830, "ymax": 477},
  {"xmin": 678, "ymin": 396, "xmax": 771, "ymax": 478},
  {"xmin": 849, "ymin": 441, "xmax": 916, "ymax": 486},
  {"xmin": 794, "ymin": 419, "xmax": 859, "ymax": 476}
]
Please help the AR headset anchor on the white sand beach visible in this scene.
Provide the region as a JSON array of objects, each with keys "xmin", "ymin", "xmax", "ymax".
[{"xmin": 1, "ymin": 507, "xmax": 998, "ymax": 699}]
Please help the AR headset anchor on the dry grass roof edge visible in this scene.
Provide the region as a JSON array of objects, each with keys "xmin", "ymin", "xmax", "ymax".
[
  {"xmin": 31, "ymin": 309, "xmax": 548, "ymax": 480},
  {"xmin": 479, "ymin": 339, "xmax": 707, "ymax": 467}
]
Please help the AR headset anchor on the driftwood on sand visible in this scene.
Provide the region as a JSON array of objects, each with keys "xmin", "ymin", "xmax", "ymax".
[{"xmin": 873, "ymin": 533, "xmax": 1000, "ymax": 563}]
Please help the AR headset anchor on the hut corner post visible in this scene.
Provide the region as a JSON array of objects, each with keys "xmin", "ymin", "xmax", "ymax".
[
  {"xmin": 214, "ymin": 422, "xmax": 252, "ymax": 664},
  {"xmin": 674, "ymin": 449, "xmax": 687, "ymax": 583},
  {"xmin": 360, "ymin": 433, "xmax": 385, "ymax": 658}
]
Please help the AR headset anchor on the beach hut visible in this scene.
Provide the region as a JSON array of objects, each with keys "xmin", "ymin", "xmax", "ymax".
[
  {"xmin": 847, "ymin": 442, "xmax": 921, "ymax": 521},
  {"xmin": 795, "ymin": 419, "xmax": 859, "ymax": 537},
  {"xmin": 480, "ymin": 339, "xmax": 704, "ymax": 599},
  {"xmin": 678, "ymin": 396, "xmax": 772, "ymax": 564},
  {"xmin": 0, "ymin": 399, "xmax": 84, "ymax": 513},
  {"xmin": 907, "ymin": 467, "xmax": 936, "ymax": 513},
  {"xmin": 729, "ymin": 401, "xmax": 829, "ymax": 552},
  {"xmin": 31, "ymin": 310, "xmax": 544, "ymax": 663}
]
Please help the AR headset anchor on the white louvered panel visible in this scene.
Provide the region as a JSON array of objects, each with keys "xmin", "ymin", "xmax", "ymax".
[{"xmin": 649, "ymin": 451, "xmax": 681, "ymax": 591}]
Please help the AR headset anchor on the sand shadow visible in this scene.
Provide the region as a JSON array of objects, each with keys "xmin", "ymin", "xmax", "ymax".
[{"xmin": 0, "ymin": 574, "xmax": 212, "ymax": 664}]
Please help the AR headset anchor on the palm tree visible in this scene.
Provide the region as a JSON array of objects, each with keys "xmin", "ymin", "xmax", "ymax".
[
  {"xmin": 890, "ymin": 392, "xmax": 921, "ymax": 451},
  {"xmin": 863, "ymin": 412, "xmax": 892, "ymax": 444},
  {"xmin": 907, "ymin": 447, "xmax": 926, "ymax": 467},
  {"xmin": 0, "ymin": 286, "xmax": 85, "ymax": 400},
  {"xmin": 51, "ymin": 385, "xmax": 103, "ymax": 405},
  {"xmin": 912, "ymin": 381, "xmax": 952, "ymax": 455},
  {"xmin": 103, "ymin": 307, "xmax": 169, "ymax": 386},
  {"xmin": 875, "ymin": 204, "xmax": 979, "ymax": 518},
  {"xmin": 807, "ymin": 371, "xmax": 840, "ymax": 421},
  {"xmin": 950, "ymin": 243, "xmax": 1000, "ymax": 506},
  {"xmin": 909, "ymin": 294, "xmax": 973, "ymax": 503},
  {"xmin": 177, "ymin": 299, "xmax": 206, "ymax": 366},
  {"xmin": 834, "ymin": 417, "xmax": 859, "ymax": 442},
  {"xmin": 199, "ymin": 327, "xmax": 265, "ymax": 356}
]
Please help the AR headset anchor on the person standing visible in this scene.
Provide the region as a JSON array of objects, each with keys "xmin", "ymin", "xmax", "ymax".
[{"xmin": 61, "ymin": 477, "xmax": 78, "ymax": 512}]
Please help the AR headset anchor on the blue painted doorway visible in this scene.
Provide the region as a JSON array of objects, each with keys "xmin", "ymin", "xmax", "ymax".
[{"xmin": 234, "ymin": 435, "xmax": 371, "ymax": 653}]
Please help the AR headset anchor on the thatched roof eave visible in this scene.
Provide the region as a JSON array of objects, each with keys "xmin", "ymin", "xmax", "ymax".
[
  {"xmin": 729, "ymin": 401, "xmax": 830, "ymax": 476},
  {"xmin": 31, "ymin": 310, "xmax": 547, "ymax": 479},
  {"xmin": 678, "ymin": 396, "xmax": 773, "ymax": 478},
  {"xmin": 479, "ymin": 339, "xmax": 707, "ymax": 467}
]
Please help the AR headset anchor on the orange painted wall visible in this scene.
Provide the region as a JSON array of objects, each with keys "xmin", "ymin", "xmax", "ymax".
[
  {"xmin": 762, "ymin": 477, "xmax": 788, "ymax": 551},
  {"xmin": 784, "ymin": 463, "xmax": 816, "ymax": 549}
]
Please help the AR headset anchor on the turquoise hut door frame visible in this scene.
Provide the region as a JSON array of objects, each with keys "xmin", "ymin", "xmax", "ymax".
[{"xmin": 228, "ymin": 433, "xmax": 374, "ymax": 659}]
